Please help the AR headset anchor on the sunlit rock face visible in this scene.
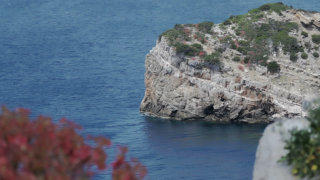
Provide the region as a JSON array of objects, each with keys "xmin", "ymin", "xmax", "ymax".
[
  {"xmin": 140, "ymin": 39, "xmax": 278, "ymax": 123},
  {"xmin": 140, "ymin": 4, "xmax": 320, "ymax": 123},
  {"xmin": 253, "ymin": 118, "xmax": 310, "ymax": 180}
]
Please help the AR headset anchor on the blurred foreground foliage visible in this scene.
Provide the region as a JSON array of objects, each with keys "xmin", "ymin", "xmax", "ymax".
[
  {"xmin": 0, "ymin": 106, "xmax": 146, "ymax": 180},
  {"xmin": 281, "ymin": 106, "xmax": 320, "ymax": 178}
]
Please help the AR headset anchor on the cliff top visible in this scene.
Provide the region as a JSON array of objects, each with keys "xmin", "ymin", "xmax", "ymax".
[{"xmin": 159, "ymin": 2, "xmax": 320, "ymax": 73}]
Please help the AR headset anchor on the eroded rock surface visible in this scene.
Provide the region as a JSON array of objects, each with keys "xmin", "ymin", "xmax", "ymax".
[{"xmin": 140, "ymin": 3, "xmax": 320, "ymax": 123}]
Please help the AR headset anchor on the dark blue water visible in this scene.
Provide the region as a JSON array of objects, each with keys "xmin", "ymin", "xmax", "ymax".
[{"xmin": 0, "ymin": 0, "xmax": 319, "ymax": 179}]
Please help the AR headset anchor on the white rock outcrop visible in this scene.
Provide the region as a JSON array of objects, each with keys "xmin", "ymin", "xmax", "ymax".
[
  {"xmin": 253, "ymin": 118, "xmax": 317, "ymax": 180},
  {"xmin": 140, "ymin": 5, "xmax": 320, "ymax": 123}
]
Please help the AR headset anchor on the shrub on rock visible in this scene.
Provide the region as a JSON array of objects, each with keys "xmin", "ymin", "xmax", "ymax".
[
  {"xmin": 301, "ymin": 31, "xmax": 309, "ymax": 38},
  {"xmin": 223, "ymin": 19, "xmax": 232, "ymax": 26},
  {"xmin": 258, "ymin": 2, "xmax": 289, "ymax": 14},
  {"xmin": 312, "ymin": 34, "xmax": 320, "ymax": 44},
  {"xmin": 267, "ymin": 61, "xmax": 280, "ymax": 74},
  {"xmin": 301, "ymin": 52, "xmax": 308, "ymax": 59},
  {"xmin": 204, "ymin": 52, "xmax": 221, "ymax": 66},
  {"xmin": 198, "ymin": 22, "xmax": 214, "ymax": 34},
  {"xmin": 159, "ymin": 24, "xmax": 190, "ymax": 44},
  {"xmin": 290, "ymin": 53, "xmax": 298, "ymax": 62},
  {"xmin": 233, "ymin": 56, "xmax": 241, "ymax": 62},
  {"xmin": 174, "ymin": 43, "xmax": 203, "ymax": 56}
]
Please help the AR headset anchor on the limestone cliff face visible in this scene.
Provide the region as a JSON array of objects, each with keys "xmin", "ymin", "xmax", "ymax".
[{"xmin": 140, "ymin": 4, "xmax": 320, "ymax": 123}]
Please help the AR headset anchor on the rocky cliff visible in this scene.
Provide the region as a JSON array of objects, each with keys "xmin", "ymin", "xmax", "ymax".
[{"xmin": 140, "ymin": 3, "xmax": 320, "ymax": 123}]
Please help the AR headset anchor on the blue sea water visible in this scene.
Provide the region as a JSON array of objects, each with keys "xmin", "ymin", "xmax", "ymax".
[{"xmin": 0, "ymin": 0, "xmax": 319, "ymax": 179}]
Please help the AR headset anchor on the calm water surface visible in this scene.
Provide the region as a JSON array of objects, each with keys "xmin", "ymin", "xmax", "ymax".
[{"xmin": 0, "ymin": 0, "xmax": 319, "ymax": 179}]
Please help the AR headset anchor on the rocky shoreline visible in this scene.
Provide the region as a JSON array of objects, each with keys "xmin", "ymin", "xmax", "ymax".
[{"xmin": 140, "ymin": 3, "xmax": 320, "ymax": 123}]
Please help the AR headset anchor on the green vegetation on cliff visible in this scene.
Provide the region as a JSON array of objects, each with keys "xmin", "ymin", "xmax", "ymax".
[
  {"xmin": 159, "ymin": 24, "xmax": 190, "ymax": 44},
  {"xmin": 175, "ymin": 43, "xmax": 203, "ymax": 56},
  {"xmin": 198, "ymin": 22, "xmax": 214, "ymax": 34},
  {"xmin": 234, "ymin": 19, "xmax": 301, "ymax": 65},
  {"xmin": 290, "ymin": 53, "xmax": 298, "ymax": 62},
  {"xmin": 227, "ymin": 3, "xmax": 290, "ymax": 25},
  {"xmin": 159, "ymin": 2, "xmax": 319, "ymax": 70},
  {"xmin": 223, "ymin": 3, "xmax": 300, "ymax": 65},
  {"xmin": 204, "ymin": 52, "xmax": 221, "ymax": 66},
  {"xmin": 301, "ymin": 31, "xmax": 309, "ymax": 38},
  {"xmin": 301, "ymin": 52, "xmax": 308, "ymax": 59},
  {"xmin": 257, "ymin": 2, "xmax": 290, "ymax": 14},
  {"xmin": 312, "ymin": 34, "xmax": 320, "ymax": 44},
  {"xmin": 267, "ymin": 61, "xmax": 280, "ymax": 73}
]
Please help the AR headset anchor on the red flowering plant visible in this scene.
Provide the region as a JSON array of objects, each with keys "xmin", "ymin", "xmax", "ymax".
[
  {"xmin": 198, "ymin": 51, "xmax": 205, "ymax": 57},
  {"xmin": 0, "ymin": 106, "xmax": 146, "ymax": 180},
  {"xmin": 112, "ymin": 147, "xmax": 146, "ymax": 180}
]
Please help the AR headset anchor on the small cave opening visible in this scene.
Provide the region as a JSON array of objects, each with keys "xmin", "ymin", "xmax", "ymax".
[
  {"xmin": 170, "ymin": 110, "xmax": 178, "ymax": 117},
  {"xmin": 204, "ymin": 104, "xmax": 214, "ymax": 115}
]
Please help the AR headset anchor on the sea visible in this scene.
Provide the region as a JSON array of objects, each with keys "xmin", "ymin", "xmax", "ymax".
[{"xmin": 0, "ymin": 0, "xmax": 319, "ymax": 179}]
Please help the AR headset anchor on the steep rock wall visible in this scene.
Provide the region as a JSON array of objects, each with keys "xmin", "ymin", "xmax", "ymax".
[
  {"xmin": 140, "ymin": 5, "xmax": 320, "ymax": 123},
  {"xmin": 140, "ymin": 39, "xmax": 303, "ymax": 123}
]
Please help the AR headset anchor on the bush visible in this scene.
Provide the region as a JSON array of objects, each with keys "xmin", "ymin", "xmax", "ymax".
[
  {"xmin": 240, "ymin": 42, "xmax": 268, "ymax": 65},
  {"xmin": 281, "ymin": 107, "xmax": 320, "ymax": 178},
  {"xmin": 204, "ymin": 52, "xmax": 221, "ymax": 66},
  {"xmin": 159, "ymin": 24, "xmax": 190, "ymax": 44},
  {"xmin": 233, "ymin": 56, "xmax": 241, "ymax": 62},
  {"xmin": 198, "ymin": 21, "xmax": 214, "ymax": 34},
  {"xmin": 0, "ymin": 107, "xmax": 146, "ymax": 180},
  {"xmin": 305, "ymin": 42, "xmax": 312, "ymax": 51},
  {"xmin": 217, "ymin": 47, "xmax": 225, "ymax": 53},
  {"xmin": 112, "ymin": 147, "xmax": 147, "ymax": 180},
  {"xmin": 272, "ymin": 30, "xmax": 303, "ymax": 54},
  {"xmin": 237, "ymin": 47, "xmax": 248, "ymax": 55},
  {"xmin": 244, "ymin": 56, "xmax": 250, "ymax": 64},
  {"xmin": 301, "ymin": 31, "xmax": 309, "ymax": 38},
  {"xmin": 267, "ymin": 61, "xmax": 280, "ymax": 73},
  {"xmin": 258, "ymin": 4, "xmax": 271, "ymax": 11},
  {"xmin": 223, "ymin": 19, "xmax": 232, "ymax": 26},
  {"xmin": 191, "ymin": 43, "xmax": 203, "ymax": 51},
  {"xmin": 312, "ymin": 34, "xmax": 320, "ymax": 44},
  {"xmin": 301, "ymin": 52, "xmax": 308, "ymax": 59},
  {"xmin": 230, "ymin": 41, "xmax": 237, "ymax": 49},
  {"xmin": 236, "ymin": 17, "xmax": 301, "ymax": 62},
  {"xmin": 236, "ymin": 40, "xmax": 250, "ymax": 55},
  {"xmin": 175, "ymin": 43, "xmax": 202, "ymax": 56},
  {"xmin": 290, "ymin": 53, "xmax": 298, "ymax": 62},
  {"xmin": 258, "ymin": 3, "xmax": 289, "ymax": 14},
  {"xmin": 194, "ymin": 32, "xmax": 206, "ymax": 44},
  {"xmin": 160, "ymin": 29, "xmax": 178, "ymax": 42},
  {"xmin": 313, "ymin": 52, "xmax": 319, "ymax": 58}
]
